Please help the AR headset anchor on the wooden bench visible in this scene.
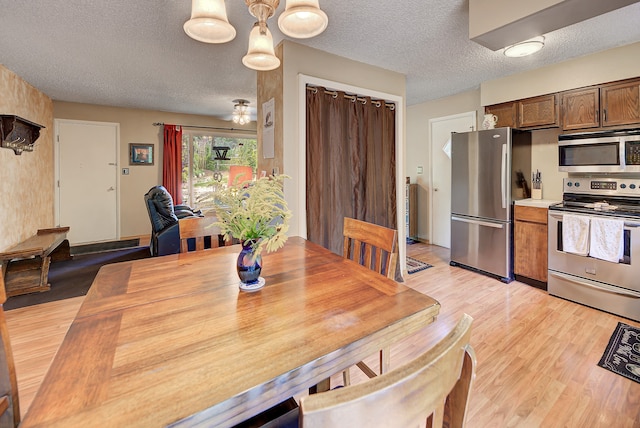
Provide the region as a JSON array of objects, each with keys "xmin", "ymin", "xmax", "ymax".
[{"xmin": 0, "ymin": 227, "xmax": 72, "ymax": 297}]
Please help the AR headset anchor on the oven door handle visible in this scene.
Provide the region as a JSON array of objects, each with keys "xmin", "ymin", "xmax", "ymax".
[
  {"xmin": 549, "ymin": 271, "xmax": 640, "ymax": 298},
  {"xmin": 548, "ymin": 212, "xmax": 640, "ymax": 228}
]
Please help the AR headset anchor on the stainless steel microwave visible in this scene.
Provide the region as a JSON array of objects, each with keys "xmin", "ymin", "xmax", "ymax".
[{"xmin": 558, "ymin": 129, "xmax": 640, "ymax": 173}]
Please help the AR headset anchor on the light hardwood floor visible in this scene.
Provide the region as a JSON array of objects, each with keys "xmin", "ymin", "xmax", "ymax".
[{"xmin": 5, "ymin": 243, "xmax": 640, "ymax": 427}]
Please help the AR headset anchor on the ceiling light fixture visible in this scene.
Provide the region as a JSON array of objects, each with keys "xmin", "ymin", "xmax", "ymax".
[
  {"xmin": 184, "ymin": 0, "xmax": 328, "ymax": 71},
  {"xmin": 232, "ymin": 99, "xmax": 251, "ymax": 125},
  {"xmin": 503, "ymin": 36, "xmax": 545, "ymax": 57}
]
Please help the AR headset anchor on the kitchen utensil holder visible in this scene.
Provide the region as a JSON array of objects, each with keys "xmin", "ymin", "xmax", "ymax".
[{"xmin": 532, "ymin": 184, "xmax": 542, "ymax": 200}]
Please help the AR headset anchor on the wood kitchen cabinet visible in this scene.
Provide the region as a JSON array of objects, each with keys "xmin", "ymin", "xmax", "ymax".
[
  {"xmin": 518, "ymin": 94, "xmax": 559, "ymax": 128},
  {"xmin": 485, "ymin": 94, "xmax": 558, "ymax": 130},
  {"xmin": 600, "ymin": 78, "xmax": 640, "ymax": 127},
  {"xmin": 561, "ymin": 87, "xmax": 600, "ymax": 131},
  {"xmin": 485, "ymin": 102, "xmax": 517, "ymax": 128},
  {"xmin": 514, "ymin": 205, "xmax": 548, "ymax": 288},
  {"xmin": 561, "ymin": 78, "xmax": 640, "ymax": 131}
]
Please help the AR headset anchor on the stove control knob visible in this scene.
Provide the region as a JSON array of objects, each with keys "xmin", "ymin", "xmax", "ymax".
[
  {"xmin": 630, "ymin": 184, "xmax": 636, "ymax": 189},
  {"xmin": 574, "ymin": 182, "xmax": 580, "ymax": 187},
  {"xmin": 621, "ymin": 183, "xmax": 627, "ymax": 189},
  {"xmin": 567, "ymin": 182, "xmax": 573, "ymax": 187}
]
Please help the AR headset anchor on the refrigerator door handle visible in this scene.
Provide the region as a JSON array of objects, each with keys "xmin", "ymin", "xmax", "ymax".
[
  {"xmin": 451, "ymin": 215, "xmax": 505, "ymax": 229},
  {"xmin": 501, "ymin": 143, "xmax": 507, "ymax": 209}
]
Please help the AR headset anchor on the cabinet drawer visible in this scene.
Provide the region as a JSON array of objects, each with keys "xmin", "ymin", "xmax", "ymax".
[{"xmin": 514, "ymin": 205, "xmax": 547, "ymax": 224}]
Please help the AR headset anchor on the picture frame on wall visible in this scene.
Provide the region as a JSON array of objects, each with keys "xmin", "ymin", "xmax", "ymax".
[{"xmin": 130, "ymin": 143, "xmax": 154, "ymax": 165}]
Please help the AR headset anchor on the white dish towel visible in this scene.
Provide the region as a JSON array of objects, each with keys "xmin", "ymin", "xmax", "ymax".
[
  {"xmin": 589, "ymin": 217, "xmax": 624, "ymax": 263},
  {"xmin": 562, "ymin": 214, "xmax": 590, "ymax": 256}
]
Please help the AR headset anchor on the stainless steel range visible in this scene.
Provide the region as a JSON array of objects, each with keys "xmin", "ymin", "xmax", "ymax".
[{"xmin": 548, "ymin": 176, "xmax": 640, "ymax": 322}]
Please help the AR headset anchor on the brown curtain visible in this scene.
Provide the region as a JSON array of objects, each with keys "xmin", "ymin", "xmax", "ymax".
[
  {"xmin": 306, "ymin": 86, "xmax": 396, "ymax": 255},
  {"xmin": 163, "ymin": 124, "xmax": 183, "ymax": 204}
]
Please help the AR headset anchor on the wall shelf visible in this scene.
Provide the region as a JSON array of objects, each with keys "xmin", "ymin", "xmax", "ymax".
[{"xmin": 0, "ymin": 114, "xmax": 45, "ymax": 155}]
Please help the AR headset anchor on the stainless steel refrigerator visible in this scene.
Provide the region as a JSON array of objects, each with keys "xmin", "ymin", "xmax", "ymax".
[{"xmin": 450, "ymin": 128, "xmax": 531, "ymax": 282}]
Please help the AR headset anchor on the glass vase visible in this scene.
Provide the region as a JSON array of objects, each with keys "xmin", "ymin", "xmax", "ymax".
[{"xmin": 237, "ymin": 241, "xmax": 264, "ymax": 291}]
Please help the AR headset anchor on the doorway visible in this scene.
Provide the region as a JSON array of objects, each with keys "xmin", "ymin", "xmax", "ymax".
[
  {"xmin": 429, "ymin": 112, "xmax": 476, "ymax": 248},
  {"xmin": 55, "ymin": 119, "xmax": 120, "ymax": 245}
]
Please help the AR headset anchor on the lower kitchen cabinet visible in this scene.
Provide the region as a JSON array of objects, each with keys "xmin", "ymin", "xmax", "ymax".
[{"xmin": 514, "ymin": 205, "xmax": 548, "ymax": 288}]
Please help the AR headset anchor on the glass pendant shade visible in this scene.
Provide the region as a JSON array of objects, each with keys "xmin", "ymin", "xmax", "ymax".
[
  {"xmin": 278, "ymin": 0, "xmax": 328, "ymax": 38},
  {"xmin": 184, "ymin": 0, "xmax": 236, "ymax": 43},
  {"xmin": 242, "ymin": 23, "xmax": 281, "ymax": 71},
  {"xmin": 503, "ymin": 36, "xmax": 545, "ymax": 57}
]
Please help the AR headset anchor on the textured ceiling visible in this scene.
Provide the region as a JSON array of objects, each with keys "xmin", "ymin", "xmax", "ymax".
[{"xmin": 1, "ymin": 1, "xmax": 639, "ymax": 121}]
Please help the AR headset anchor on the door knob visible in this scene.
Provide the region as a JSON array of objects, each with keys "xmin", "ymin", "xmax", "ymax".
[
  {"xmin": 434, "ymin": 188, "xmax": 439, "ymax": 191},
  {"xmin": 107, "ymin": 187, "xmax": 115, "ymax": 191}
]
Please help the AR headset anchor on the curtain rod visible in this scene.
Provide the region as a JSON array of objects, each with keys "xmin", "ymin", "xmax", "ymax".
[
  {"xmin": 152, "ymin": 122, "xmax": 256, "ymax": 133},
  {"xmin": 306, "ymin": 86, "xmax": 396, "ymax": 110}
]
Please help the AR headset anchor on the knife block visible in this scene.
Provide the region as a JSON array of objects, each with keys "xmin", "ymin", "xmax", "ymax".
[{"xmin": 532, "ymin": 184, "xmax": 542, "ymax": 200}]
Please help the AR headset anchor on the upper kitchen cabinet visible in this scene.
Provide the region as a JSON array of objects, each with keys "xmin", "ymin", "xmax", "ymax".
[
  {"xmin": 485, "ymin": 102, "xmax": 517, "ymax": 128},
  {"xmin": 518, "ymin": 94, "xmax": 559, "ymax": 129},
  {"xmin": 600, "ymin": 78, "xmax": 640, "ymax": 128},
  {"xmin": 561, "ymin": 77, "xmax": 640, "ymax": 131},
  {"xmin": 561, "ymin": 87, "xmax": 600, "ymax": 131},
  {"xmin": 485, "ymin": 94, "xmax": 559, "ymax": 130}
]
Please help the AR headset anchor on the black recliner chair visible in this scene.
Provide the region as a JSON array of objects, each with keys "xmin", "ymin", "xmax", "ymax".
[{"xmin": 144, "ymin": 186, "xmax": 202, "ymax": 256}]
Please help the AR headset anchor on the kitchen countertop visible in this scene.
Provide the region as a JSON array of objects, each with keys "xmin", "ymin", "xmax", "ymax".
[{"xmin": 514, "ymin": 198, "xmax": 560, "ymax": 208}]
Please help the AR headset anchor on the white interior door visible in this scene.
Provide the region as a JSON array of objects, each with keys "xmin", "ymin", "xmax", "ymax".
[
  {"xmin": 55, "ymin": 120, "xmax": 119, "ymax": 245},
  {"xmin": 429, "ymin": 112, "xmax": 476, "ymax": 248}
]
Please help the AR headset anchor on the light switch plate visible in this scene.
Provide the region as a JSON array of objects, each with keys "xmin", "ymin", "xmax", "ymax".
[
  {"xmin": 122, "ymin": 168, "xmax": 129, "ymax": 175},
  {"xmin": 417, "ymin": 166, "xmax": 423, "ymax": 174}
]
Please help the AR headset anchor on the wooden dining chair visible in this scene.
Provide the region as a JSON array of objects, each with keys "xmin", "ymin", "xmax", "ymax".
[
  {"xmin": 342, "ymin": 217, "xmax": 399, "ymax": 384},
  {"xmin": 343, "ymin": 217, "xmax": 398, "ymax": 280},
  {"xmin": 299, "ymin": 314, "xmax": 476, "ymax": 428},
  {"xmin": 0, "ymin": 275, "xmax": 20, "ymax": 427},
  {"xmin": 179, "ymin": 215, "xmax": 231, "ymax": 253}
]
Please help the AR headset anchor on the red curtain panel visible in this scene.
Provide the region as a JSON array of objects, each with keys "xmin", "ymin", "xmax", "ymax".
[{"xmin": 163, "ymin": 124, "xmax": 183, "ymax": 204}]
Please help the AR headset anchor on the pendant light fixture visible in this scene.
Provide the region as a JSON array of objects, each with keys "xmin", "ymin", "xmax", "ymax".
[
  {"xmin": 183, "ymin": 0, "xmax": 236, "ymax": 43},
  {"xmin": 232, "ymin": 99, "xmax": 251, "ymax": 125},
  {"xmin": 184, "ymin": 0, "xmax": 328, "ymax": 71},
  {"xmin": 278, "ymin": 0, "xmax": 328, "ymax": 39}
]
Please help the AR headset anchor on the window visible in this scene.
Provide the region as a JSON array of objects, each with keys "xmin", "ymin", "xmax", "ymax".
[{"xmin": 181, "ymin": 131, "xmax": 257, "ymax": 211}]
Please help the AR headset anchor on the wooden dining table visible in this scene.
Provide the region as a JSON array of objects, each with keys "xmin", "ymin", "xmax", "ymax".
[{"xmin": 21, "ymin": 237, "xmax": 440, "ymax": 427}]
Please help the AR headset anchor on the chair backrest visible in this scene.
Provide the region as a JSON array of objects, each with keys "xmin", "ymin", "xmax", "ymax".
[
  {"xmin": 179, "ymin": 215, "xmax": 229, "ymax": 252},
  {"xmin": 342, "ymin": 217, "xmax": 398, "ymax": 279},
  {"xmin": 144, "ymin": 185, "xmax": 179, "ymax": 233},
  {"xmin": 228, "ymin": 165, "xmax": 254, "ymax": 187},
  {"xmin": 300, "ymin": 314, "xmax": 476, "ymax": 428},
  {"xmin": 0, "ymin": 276, "xmax": 20, "ymax": 427}
]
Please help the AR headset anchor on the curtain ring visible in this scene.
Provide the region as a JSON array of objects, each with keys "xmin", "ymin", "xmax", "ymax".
[
  {"xmin": 312, "ymin": 87, "xmax": 318, "ymax": 94},
  {"xmin": 373, "ymin": 101, "xmax": 381, "ymax": 107},
  {"xmin": 332, "ymin": 92, "xmax": 338, "ymax": 99},
  {"xmin": 389, "ymin": 104, "xmax": 396, "ymax": 111}
]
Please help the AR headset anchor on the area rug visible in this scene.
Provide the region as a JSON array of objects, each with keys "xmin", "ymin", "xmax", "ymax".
[
  {"xmin": 406, "ymin": 257, "xmax": 433, "ymax": 274},
  {"xmin": 5, "ymin": 246, "xmax": 151, "ymax": 310},
  {"xmin": 598, "ymin": 322, "xmax": 640, "ymax": 384}
]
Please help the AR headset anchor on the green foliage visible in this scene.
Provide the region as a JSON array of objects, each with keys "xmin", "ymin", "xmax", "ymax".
[{"xmin": 213, "ymin": 175, "xmax": 291, "ymax": 258}]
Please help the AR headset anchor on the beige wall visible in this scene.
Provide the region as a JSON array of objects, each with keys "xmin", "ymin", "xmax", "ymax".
[
  {"xmin": 0, "ymin": 65, "xmax": 54, "ymax": 251},
  {"xmin": 53, "ymin": 102, "xmax": 256, "ymax": 239},
  {"xmin": 272, "ymin": 40, "xmax": 406, "ymax": 239}
]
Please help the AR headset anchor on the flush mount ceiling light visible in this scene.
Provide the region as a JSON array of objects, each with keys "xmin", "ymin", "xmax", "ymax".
[
  {"xmin": 503, "ymin": 36, "xmax": 545, "ymax": 57},
  {"xmin": 232, "ymin": 99, "xmax": 251, "ymax": 125},
  {"xmin": 184, "ymin": 0, "xmax": 328, "ymax": 71}
]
